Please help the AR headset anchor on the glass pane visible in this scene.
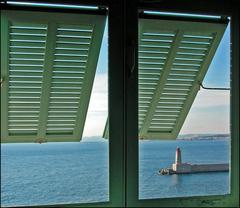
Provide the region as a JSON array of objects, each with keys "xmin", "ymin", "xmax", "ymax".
[
  {"xmin": 1, "ymin": 17, "xmax": 109, "ymax": 207},
  {"xmin": 138, "ymin": 13, "xmax": 230, "ymax": 199}
]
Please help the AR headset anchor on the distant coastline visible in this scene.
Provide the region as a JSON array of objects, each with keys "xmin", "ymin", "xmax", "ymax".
[
  {"xmin": 83, "ymin": 134, "xmax": 230, "ymax": 141},
  {"xmin": 177, "ymin": 134, "xmax": 230, "ymax": 140}
]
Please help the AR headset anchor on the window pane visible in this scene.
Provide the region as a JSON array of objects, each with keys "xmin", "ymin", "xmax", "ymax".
[
  {"xmin": 138, "ymin": 13, "xmax": 230, "ymax": 199},
  {"xmin": 1, "ymin": 13, "xmax": 109, "ymax": 207}
]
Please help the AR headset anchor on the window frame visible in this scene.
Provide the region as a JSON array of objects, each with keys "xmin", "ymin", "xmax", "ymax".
[
  {"xmin": 126, "ymin": 0, "xmax": 239, "ymax": 207},
  {"xmin": 1, "ymin": 1, "xmax": 126, "ymax": 207},
  {"xmin": 0, "ymin": 0, "xmax": 239, "ymax": 207}
]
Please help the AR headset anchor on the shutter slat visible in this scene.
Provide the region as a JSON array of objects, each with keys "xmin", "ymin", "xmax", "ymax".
[
  {"xmin": 55, "ymin": 49, "xmax": 89, "ymax": 56},
  {"xmin": 139, "ymin": 52, "xmax": 168, "ymax": 58}
]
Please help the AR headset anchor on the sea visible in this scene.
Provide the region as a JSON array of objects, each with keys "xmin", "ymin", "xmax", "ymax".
[{"xmin": 1, "ymin": 138, "xmax": 230, "ymax": 207}]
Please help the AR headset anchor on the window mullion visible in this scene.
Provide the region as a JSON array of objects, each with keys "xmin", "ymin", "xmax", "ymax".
[
  {"xmin": 108, "ymin": 1, "xmax": 126, "ymax": 207},
  {"xmin": 125, "ymin": 0, "xmax": 139, "ymax": 206}
]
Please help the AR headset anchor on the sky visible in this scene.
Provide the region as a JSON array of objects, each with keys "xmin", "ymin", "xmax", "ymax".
[
  {"xmin": 82, "ymin": 22, "xmax": 108, "ymax": 137},
  {"xmin": 83, "ymin": 21, "xmax": 231, "ymax": 137},
  {"xmin": 181, "ymin": 25, "xmax": 230, "ymax": 135}
]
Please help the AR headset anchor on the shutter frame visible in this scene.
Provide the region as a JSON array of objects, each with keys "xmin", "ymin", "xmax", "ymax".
[{"xmin": 139, "ymin": 18, "xmax": 227, "ymax": 140}]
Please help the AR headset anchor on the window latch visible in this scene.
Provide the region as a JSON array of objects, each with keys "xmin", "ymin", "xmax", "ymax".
[{"xmin": 128, "ymin": 40, "xmax": 136, "ymax": 78}]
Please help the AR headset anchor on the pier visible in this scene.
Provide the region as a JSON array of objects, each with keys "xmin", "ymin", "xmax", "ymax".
[{"xmin": 159, "ymin": 147, "xmax": 229, "ymax": 175}]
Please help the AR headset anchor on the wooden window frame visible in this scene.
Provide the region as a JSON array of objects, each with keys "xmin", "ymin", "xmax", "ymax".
[
  {"xmin": 126, "ymin": 1, "xmax": 239, "ymax": 207},
  {"xmin": 1, "ymin": 1, "xmax": 125, "ymax": 207},
  {"xmin": 1, "ymin": 0, "xmax": 239, "ymax": 207}
]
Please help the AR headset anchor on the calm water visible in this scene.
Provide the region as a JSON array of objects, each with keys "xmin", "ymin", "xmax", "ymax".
[{"xmin": 1, "ymin": 138, "xmax": 230, "ymax": 207}]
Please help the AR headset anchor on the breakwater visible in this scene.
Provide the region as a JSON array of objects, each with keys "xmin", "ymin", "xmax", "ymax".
[{"xmin": 159, "ymin": 147, "xmax": 229, "ymax": 175}]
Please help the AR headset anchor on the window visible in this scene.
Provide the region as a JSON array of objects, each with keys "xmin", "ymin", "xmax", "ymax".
[
  {"xmin": 138, "ymin": 12, "xmax": 230, "ymax": 199},
  {"xmin": 1, "ymin": 1, "xmax": 239, "ymax": 207},
  {"xmin": 1, "ymin": 6, "xmax": 111, "ymax": 207},
  {"xmin": 125, "ymin": 2, "xmax": 238, "ymax": 207}
]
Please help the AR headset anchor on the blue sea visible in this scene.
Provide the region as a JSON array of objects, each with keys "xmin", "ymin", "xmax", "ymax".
[{"xmin": 1, "ymin": 138, "xmax": 230, "ymax": 207}]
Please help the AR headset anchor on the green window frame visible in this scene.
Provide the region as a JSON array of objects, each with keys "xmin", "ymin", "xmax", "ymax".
[
  {"xmin": 0, "ymin": 1, "xmax": 239, "ymax": 207},
  {"xmin": 125, "ymin": 1, "xmax": 239, "ymax": 207},
  {"xmin": 1, "ymin": 10, "xmax": 106, "ymax": 143}
]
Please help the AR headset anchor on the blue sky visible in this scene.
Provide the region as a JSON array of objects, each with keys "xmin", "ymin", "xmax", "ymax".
[
  {"xmin": 84, "ymin": 21, "xmax": 230, "ymax": 137},
  {"xmin": 181, "ymin": 24, "xmax": 230, "ymax": 135},
  {"xmin": 204, "ymin": 25, "xmax": 230, "ymax": 88}
]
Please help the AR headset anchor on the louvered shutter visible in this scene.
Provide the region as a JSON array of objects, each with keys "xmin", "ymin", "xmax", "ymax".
[
  {"xmin": 138, "ymin": 19, "xmax": 227, "ymax": 139},
  {"xmin": 1, "ymin": 10, "xmax": 106, "ymax": 143}
]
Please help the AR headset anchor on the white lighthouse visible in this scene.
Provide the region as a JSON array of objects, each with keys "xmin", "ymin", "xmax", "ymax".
[
  {"xmin": 175, "ymin": 146, "xmax": 182, "ymax": 164},
  {"xmin": 172, "ymin": 147, "xmax": 192, "ymax": 173}
]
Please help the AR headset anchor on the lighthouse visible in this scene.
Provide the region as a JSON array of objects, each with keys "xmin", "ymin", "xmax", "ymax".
[
  {"xmin": 175, "ymin": 146, "xmax": 182, "ymax": 164},
  {"xmin": 172, "ymin": 146, "xmax": 189, "ymax": 173},
  {"xmin": 172, "ymin": 146, "xmax": 192, "ymax": 173}
]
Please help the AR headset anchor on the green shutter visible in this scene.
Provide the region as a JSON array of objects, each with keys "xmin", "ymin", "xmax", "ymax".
[
  {"xmin": 1, "ymin": 10, "xmax": 106, "ymax": 143},
  {"xmin": 103, "ymin": 18, "xmax": 227, "ymax": 140},
  {"xmin": 138, "ymin": 19, "xmax": 227, "ymax": 139}
]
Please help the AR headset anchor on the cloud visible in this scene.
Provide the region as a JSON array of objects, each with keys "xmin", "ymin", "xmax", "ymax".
[
  {"xmin": 192, "ymin": 89, "xmax": 230, "ymax": 108},
  {"xmin": 82, "ymin": 73, "xmax": 108, "ymax": 137},
  {"xmin": 180, "ymin": 89, "xmax": 230, "ymax": 134}
]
